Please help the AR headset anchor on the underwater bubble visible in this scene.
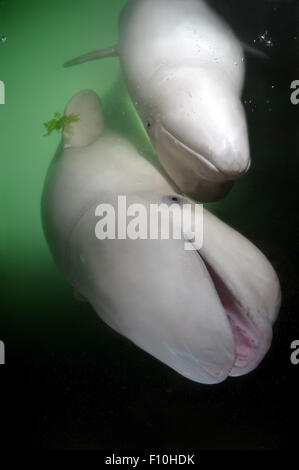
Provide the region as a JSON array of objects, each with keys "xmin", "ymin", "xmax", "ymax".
[{"xmin": 256, "ymin": 30, "xmax": 273, "ymax": 48}]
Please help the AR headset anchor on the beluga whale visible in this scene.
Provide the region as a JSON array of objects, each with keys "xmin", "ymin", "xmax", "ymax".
[
  {"xmin": 42, "ymin": 89, "xmax": 281, "ymax": 384},
  {"xmin": 64, "ymin": 0, "xmax": 251, "ymax": 202}
]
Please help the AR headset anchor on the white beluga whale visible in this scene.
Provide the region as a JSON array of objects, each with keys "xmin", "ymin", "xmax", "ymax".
[
  {"xmin": 64, "ymin": 0, "xmax": 251, "ymax": 202},
  {"xmin": 42, "ymin": 90, "xmax": 280, "ymax": 384}
]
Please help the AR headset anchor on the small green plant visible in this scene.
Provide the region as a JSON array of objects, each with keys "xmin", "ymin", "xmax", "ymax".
[{"xmin": 43, "ymin": 112, "xmax": 79, "ymax": 136}]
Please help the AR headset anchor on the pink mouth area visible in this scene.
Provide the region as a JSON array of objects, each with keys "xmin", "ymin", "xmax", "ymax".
[{"xmin": 204, "ymin": 262, "xmax": 261, "ymax": 376}]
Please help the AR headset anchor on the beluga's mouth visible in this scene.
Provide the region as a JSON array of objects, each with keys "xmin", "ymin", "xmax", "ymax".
[
  {"xmin": 153, "ymin": 125, "xmax": 236, "ymax": 202},
  {"xmin": 192, "ymin": 208, "xmax": 281, "ymax": 379},
  {"xmin": 203, "ymin": 260, "xmax": 263, "ymax": 377},
  {"xmin": 160, "ymin": 126, "xmax": 223, "ymax": 179}
]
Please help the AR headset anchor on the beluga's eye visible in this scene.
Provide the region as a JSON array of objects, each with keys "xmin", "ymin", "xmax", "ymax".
[{"xmin": 161, "ymin": 195, "xmax": 183, "ymax": 205}]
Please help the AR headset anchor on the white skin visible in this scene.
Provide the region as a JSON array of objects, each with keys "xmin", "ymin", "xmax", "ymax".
[
  {"xmin": 64, "ymin": 0, "xmax": 250, "ymax": 202},
  {"xmin": 42, "ymin": 90, "xmax": 280, "ymax": 385}
]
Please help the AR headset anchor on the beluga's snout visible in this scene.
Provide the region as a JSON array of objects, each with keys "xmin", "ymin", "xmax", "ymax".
[{"xmin": 147, "ymin": 64, "xmax": 251, "ymax": 201}]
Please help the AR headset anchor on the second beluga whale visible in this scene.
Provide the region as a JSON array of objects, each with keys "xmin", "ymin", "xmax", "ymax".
[{"xmin": 64, "ymin": 0, "xmax": 251, "ymax": 202}]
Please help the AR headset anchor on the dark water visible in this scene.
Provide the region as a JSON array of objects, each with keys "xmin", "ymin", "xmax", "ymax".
[{"xmin": 1, "ymin": 0, "xmax": 298, "ymax": 451}]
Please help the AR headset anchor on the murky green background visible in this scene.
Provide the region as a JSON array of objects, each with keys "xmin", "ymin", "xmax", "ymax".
[{"xmin": 0, "ymin": 0, "xmax": 298, "ymax": 450}]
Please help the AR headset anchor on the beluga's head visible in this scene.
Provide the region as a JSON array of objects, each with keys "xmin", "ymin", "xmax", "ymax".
[
  {"xmin": 143, "ymin": 64, "xmax": 251, "ymax": 202},
  {"xmin": 62, "ymin": 0, "xmax": 252, "ymax": 202}
]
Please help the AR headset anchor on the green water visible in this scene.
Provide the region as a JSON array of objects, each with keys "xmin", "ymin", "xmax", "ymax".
[
  {"xmin": 1, "ymin": 0, "xmax": 144, "ymax": 284},
  {"xmin": 0, "ymin": 0, "xmax": 157, "ymax": 332},
  {"xmin": 1, "ymin": 0, "xmax": 298, "ymax": 450}
]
